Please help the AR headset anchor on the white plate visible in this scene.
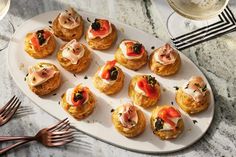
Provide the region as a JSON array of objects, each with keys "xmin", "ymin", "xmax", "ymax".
[{"xmin": 7, "ymin": 10, "xmax": 214, "ymax": 153}]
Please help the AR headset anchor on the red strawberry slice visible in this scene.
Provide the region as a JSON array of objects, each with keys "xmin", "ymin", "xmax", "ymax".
[
  {"xmin": 137, "ymin": 78, "xmax": 158, "ymax": 98},
  {"xmin": 90, "ymin": 19, "xmax": 110, "ymax": 37},
  {"xmin": 101, "ymin": 60, "xmax": 116, "ymax": 80}
]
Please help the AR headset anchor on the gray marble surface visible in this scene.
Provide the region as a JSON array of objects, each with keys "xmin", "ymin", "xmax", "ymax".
[{"xmin": 0, "ymin": 0, "xmax": 236, "ymax": 156}]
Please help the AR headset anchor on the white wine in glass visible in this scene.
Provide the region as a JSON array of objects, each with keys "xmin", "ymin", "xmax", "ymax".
[
  {"xmin": 0, "ymin": 0, "xmax": 13, "ymax": 51},
  {"xmin": 166, "ymin": 0, "xmax": 229, "ymax": 44}
]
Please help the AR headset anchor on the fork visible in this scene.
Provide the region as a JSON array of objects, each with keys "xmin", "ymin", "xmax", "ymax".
[
  {"xmin": 0, "ymin": 118, "xmax": 73, "ymax": 154},
  {"xmin": 0, "ymin": 96, "xmax": 21, "ymax": 126}
]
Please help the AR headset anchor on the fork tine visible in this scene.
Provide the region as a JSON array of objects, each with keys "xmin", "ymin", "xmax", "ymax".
[
  {"xmin": 49, "ymin": 119, "xmax": 70, "ymax": 132},
  {"xmin": 0, "ymin": 96, "xmax": 17, "ymax": 114},
  {"xmin": 1, "ymin": 98, "xmax": 19, "ymax": 118},
  {"xmin": 50, "ymin": 134, "xmax": 74, "ymax": 142},
  {"xmin": 2, "ymin": 102, "xmax": 21, "ymax": 121},
  {"xmin": 52, "ymin": 120, "xmax": 70, "ymax": 132},
  {"xmin": 51, "ymin": 130, "xmax": 73, "ymax": 136},
  {"xmin": 50, "ymin": 139, "xmax": 73, "ymax": 147},
  {"xmin": 47, "ymin": 118, "xmax": 68, "ymax": 131}
]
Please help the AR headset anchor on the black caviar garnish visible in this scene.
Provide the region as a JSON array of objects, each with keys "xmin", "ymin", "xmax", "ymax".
[
  {"xmin": 91, "ymin": 19, "xmax": 100, "ymax": 30},
  {"xmin": 36, "ymin": 30, "xmax": 46, "ymax": 45},
  {"xmin": 133, "ymin": 43, "xmax": 142, "ymax": 54},
  {"xmin": 74, "ymin": 92, "xmax": 84, "ymax": 102},
  {"xmin": 147, "ymin": 75, "xmax": 157, "ymax": 86},
  {"xmin": 155, "ymin": 117, "xmax": 164, "ymax": 130},
  {"xmin": 109, "ymin": 67, "xmax": 118, "ymax": 80}
]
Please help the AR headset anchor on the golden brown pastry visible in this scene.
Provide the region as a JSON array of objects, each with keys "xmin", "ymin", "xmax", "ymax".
[
  {"xmin": 128, "ymin": 75, "xmax": 161, "ymax": 108},
  {"xmin": 52, "ymin": 8, "xmax": 84, "ymax": 41},
  {"xmin": 26, "ymin": 63, "xmax": 61, "ymax": 96},
  {"xmin": 61, "ymin": 84, "xmax": 95, "ymax": 120},
  {"xmin": 85, "ymin": 18, "xmax": 117, "ymax": 50},
  {"xmin": 149, "ymin": 43, "xmax": 181, "ymax": 76},
  {"xmin": 57, "ymin": 39, "xmax": 91, "ymax": 73},
  {"xmin": 93, "ymin": 60, "xmax": 124, "ymax": 95},
  {"xmin": 112, "ymin": 103, "xmax": 146, "ymax": 138},
  {"xmin": 150, "ymin": 105, "xmax": 184, "ymax": 140},
  {"xmin": 24, "ymin": 29, "xmax": 56, "ymax": 58},
  {"xmin": 115, "ymin": 40, "xmax": 148, "ymax": 70},
  {"xmin": 176, "ymin": 76, "xmax": 210, "ymax": 114}
]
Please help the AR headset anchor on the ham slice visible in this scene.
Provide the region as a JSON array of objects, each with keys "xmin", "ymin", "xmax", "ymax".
[
  {"xmin": 58, "ymin": 8, "xmax": 81, "ymax": 29},
  {"xmin": 154, "ymin": 43, "xmax": 177, "ymax": 65},
  {"xmin": 118, "ymin": 104, "xmax": 138, "ymax": 128}
]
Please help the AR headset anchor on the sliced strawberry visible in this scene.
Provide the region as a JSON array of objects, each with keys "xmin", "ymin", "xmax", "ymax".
[
  {"xmin": 101, "ymin": 60, "xmax": 116, "ymax": 80},
  {"xmin": 137, "ymin": 78, "xmax": 158, "ymax": 98},
  {"xmin": 90, "ymin": 19, "xmax": 110, "ymax": 37}
]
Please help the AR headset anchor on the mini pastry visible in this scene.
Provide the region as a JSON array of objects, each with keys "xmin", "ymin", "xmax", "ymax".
[
  {"xmin": 128, "ymin": 75, "xmax": 161, "ymax": 108},
  {"xmin": 52, "ymin": 8, "xmax": 84, "ymax": 41},
  {"xmin": 115, "ymin": 40, "xmax": 148, "ymax": 70},
  {"xmin": 112, "ymin": 103, "xmax": 146, "ymax": 138},
  {"xmin": 61, "ymin": 84, "xmax": 95, "ymax": 120},
  {"xmin": 176, "ymin": 76, "xmax": 210, "ymax": 114},
  {"xmin": 24, "ymin": 29, "xmax": 56, "ymax": 58},
  {"xmin": 85, "ymin": 18, "xmax": 117, "ymax": 50},
  {"xmin": 57, "ymin": 39, "xmax": 91, "ymax": 73},
  {"xmin": 150, "ymin": 105, "xmax": 184, "ymax": 140},
  {"xmin": 93, "ymin": 60, "xmax": 124, "ymax": 95},
  {"xmin": 26, "ymin": 63, "xmax": 61, "ymax": 96},
  {"xmin": 149, "ymin": 43, "xmax": 181, "ymax": 76}
]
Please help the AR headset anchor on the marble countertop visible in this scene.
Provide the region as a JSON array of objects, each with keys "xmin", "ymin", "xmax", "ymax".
[{"xmin": 0, "ymin": 0, "xmax": 235, "ymax": 156}]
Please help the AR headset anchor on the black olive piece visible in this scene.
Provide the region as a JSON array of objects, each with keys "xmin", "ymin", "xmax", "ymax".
[
  {"xmin": 91, "ymin": 19, "xmax": 100, "ymax": 30},
  {"xmin": 109, "ymin": 67, "xmax": 118, "ymax": 80},
  {"xmin": 133, "ymin": 43, "xmax": 142, "ymax": 54},
  {"xmin": 74, "ymin": 92, "xmax": 84, "ymax": 102},
  {"xmin": 155, "ymin": 117, "xmax": 164, "ymax": 130}
]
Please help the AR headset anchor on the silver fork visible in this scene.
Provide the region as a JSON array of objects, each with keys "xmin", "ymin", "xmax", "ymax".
[{"xmin": 0, "ymin": 96, "xmax": 21, "ymax": 126}]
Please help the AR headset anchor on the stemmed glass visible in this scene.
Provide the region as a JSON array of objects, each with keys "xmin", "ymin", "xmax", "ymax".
[
  {"xmin": 0, "ymin": 0, "xmax": 13, "ymax": 51},
  {"xmin": 166, "ymin": 0, "xmax": 229, "ymax": 43}
]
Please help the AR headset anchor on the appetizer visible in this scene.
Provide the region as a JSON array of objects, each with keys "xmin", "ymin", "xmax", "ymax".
[
  {"xmin": 149, "ymin": 43, "xmax": 181, "ymax": 76},
  {"xmin": 112, "ymin": 103, "xmax": 146, "ymax": 138},
  {"xmin": 115, "ymin": 40, "xmax": 148, "ymax": 70},
  {"xmin": 86, "ymin": 18, "xmax": 117, "ymax": 50},
  {"xmin": 57, "ymin": 39, "xmax": 91, "ymax": 73},
  {"xmin": 150, "ymin": 105, "xmax": 184, "ymax": 140},
  {"xmin": 52, "ymin": 8, "xmax": 84, "ymax": 41},
  {"xmin": 93, "ymin": 60, "xmax": 124, "ymax": 95},
  {"xmin": 128, "ymin": 75, "xmax": 161, "ymax": 108},
  {"xmin": 24, "ymin": 29, "xmax": 56, "ymax": 58},
  {"xmin": 61, "ymin": 84, "xmax": 95, "ymax": 120},
  {"xmin": 26, "ymin": 63, "xmax": 61, "ymax": 96},
  {"xmin": 176, "ymin": 76, "xmax": 210, "ymax": 114}
]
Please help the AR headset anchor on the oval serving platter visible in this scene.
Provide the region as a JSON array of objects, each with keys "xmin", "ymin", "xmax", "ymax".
[{"xmin": 7, "ymin": 10, "xmax": 214, "ymax": 153}]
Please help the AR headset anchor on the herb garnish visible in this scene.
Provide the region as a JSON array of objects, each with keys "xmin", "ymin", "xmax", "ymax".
[
  {"xmin": 193, "ymin": 120, "xmax": 198, "ymax": 124},
  {"xmin": 110, "ymin": 109, "xmax": 114, "ymax": 113},
  {"xmin": 202, "ymin": 85, "xmax": 207, "ymax": 92},
  {"xmin": 48, "ymin": 21, "xmax": 52, "ymax": 24},
  {"xmin": 155, "ymin": 117, "xmax": 164, "ymax": 130},
  {"xmin": 147, "ymin": 75, "xmax": 157, "ymax": 86}
]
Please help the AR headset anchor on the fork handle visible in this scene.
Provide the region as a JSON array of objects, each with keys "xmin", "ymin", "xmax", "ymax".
[
  {"xmin": 0, "ymin": 140, "xmax": 34, "ymax": 155},
  {"xmin": 0, "ymin": 136, "xmax": 34, "ymax": 142}
]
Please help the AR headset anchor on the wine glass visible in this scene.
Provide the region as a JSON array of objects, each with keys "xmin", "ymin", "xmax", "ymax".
[
  {"xmin": 166, "ymin": 0, "xmax": 229, "ymax": 43},
  {"xmin": 0, "ymin": 0, "xmax": 13, "ymax": 51}
]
